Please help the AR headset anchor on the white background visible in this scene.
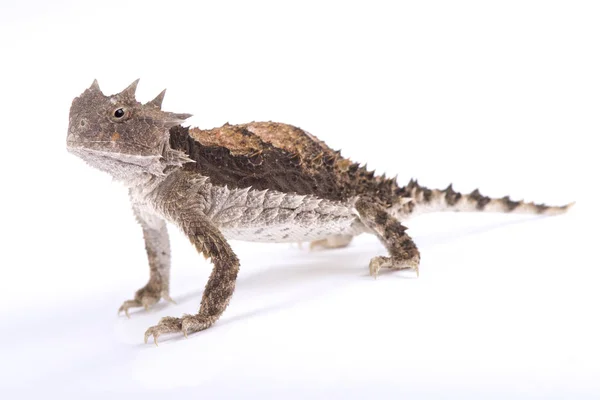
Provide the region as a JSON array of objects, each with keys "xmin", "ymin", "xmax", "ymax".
[{"xmin": 1, "ymin": 1, "xmax": 598, "ymax": 398}]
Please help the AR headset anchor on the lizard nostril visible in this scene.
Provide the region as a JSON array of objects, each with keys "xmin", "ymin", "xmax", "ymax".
[{"xmin": 80, "ymin": 120, "xmax": 86, "ymax": 127}]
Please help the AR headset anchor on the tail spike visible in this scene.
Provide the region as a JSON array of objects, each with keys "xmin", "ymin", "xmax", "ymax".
[
  {"xmin": 398, "ymin": 182, "xmax": 573, "ymax": 217},
  {"xmin": 501, "ymin": 195, "xmax": 521, "ymax": 211}
]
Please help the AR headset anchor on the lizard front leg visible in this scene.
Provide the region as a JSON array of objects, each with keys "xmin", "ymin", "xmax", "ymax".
[
  {"xmin": 355, "ymin": 197, "xmax": 420, "ymax": 277},
  {"xmin": 118, "ymin": 203, "xmax": 173, "ymax": 317},
  {"xmin": 144, "ymin": 210, "xmax": 240, "ymax": 345}
]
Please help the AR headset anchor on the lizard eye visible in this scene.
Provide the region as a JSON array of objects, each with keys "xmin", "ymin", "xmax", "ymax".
[
  {"xmin": 111, "ymin": 107, "xmax": 129, "ymax": 122},
  {"xmin": 114, "ymin": 108, "xmax": 125, "ymax": 118}
]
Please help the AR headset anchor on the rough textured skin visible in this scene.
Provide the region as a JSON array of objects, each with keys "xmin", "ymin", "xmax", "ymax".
[
  {"xmin": 66, "ymin": 80, "xmax": 574, "ymax": 344},
  {"xmin": 169, "ymin": 123, "xmax": 403, "ymax": 205}
]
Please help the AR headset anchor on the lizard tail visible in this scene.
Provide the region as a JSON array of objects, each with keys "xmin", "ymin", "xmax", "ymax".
[{"xmin": 392, "ymin": 179, "xmax": 574, "ymax": 219}]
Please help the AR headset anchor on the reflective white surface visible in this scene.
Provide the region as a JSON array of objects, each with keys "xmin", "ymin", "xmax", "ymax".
[{"xmin": 0, "ymin": 1, "xmax": 597, "ymax": 398}]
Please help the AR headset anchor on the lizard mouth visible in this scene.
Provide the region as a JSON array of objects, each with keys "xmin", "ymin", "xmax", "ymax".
[
  {"xmin": 68, "ymin": 146, "xmax": 161, "ymax": 165},
  {"xmin": 67, "ymin": 145, "xmax": 166, "ymax": 176}
]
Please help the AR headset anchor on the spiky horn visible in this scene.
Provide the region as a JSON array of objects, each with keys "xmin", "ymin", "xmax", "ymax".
[
  {"xmin": 119, "ymin": 78, "xmax": 140, "ymax": 99},
  {"xmin": 147, "ymin": 89, "xmax": 167, "ymax": 108},
  {"xmin": 89, "ymin": 79, "xmax": 101, "ymax": 92}
]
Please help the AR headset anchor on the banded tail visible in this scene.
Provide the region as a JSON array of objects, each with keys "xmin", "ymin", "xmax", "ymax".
[{"xmin": 392, "ymin": 179, "xmax": 574, "ymax": 219}]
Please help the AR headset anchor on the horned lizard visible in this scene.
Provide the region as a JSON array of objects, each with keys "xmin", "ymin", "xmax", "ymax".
[{"xmin": 66, "ymin": 80, "xmax": 572, "ymax": 344}]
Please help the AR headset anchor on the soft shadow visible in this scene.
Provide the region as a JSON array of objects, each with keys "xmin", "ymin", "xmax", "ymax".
[
  {"xmin": 139, "ymin": 294, "xmax": 308, "ymax": 346},
  {"xmin": 415, "ymin": 215, "xmax": 547, "ymax": 250},
  {"xmin": 130, "ymin": 248, "xmax": 375, "ymax": 345},
  {"xmin": 125, "ymin": 215, "xmax": 551, "ymax": 321},
  {"xmin": 144, "ymin": 246, "xmax": 372, "ymax": 310}
]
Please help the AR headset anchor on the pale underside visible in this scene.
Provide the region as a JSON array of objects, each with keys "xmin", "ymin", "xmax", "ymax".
[
  {"xmin": 131, "ymin": 174, "xmax": 369, "ymax": 244},
  {"xmin": 203, "ymin": 185, "xmax": 367, "ymax": 243}
]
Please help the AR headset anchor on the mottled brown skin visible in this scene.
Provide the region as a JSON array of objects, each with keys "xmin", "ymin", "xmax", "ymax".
[
  {"xmin": 145, "ymin": 203, "xmax": 240, "ymax": 340},
  {"xmin": 170, "ymin": 123, "xmax": 402, "ymax": 206},
  {"xmin": 118, "ymin": 203, "xmax": 173, "ymax": 316},
  {"xmin": 66, "ymin": 80, "xmax": 573, "ymax": 344},
  {"xmin": 355, "ymin": 198, "xmax": 420, "ymax": 276}
]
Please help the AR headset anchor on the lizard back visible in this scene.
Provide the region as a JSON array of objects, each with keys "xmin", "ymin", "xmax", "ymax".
[{"xmin": 169, "ymin": 122, "xmax": 402, "ymax": 205}]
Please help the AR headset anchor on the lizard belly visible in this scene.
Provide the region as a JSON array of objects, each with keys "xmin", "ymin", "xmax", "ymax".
[
  {"xmin": 220, "ymin": 216, "xmax": 361, "ymax": 243},
  {"xmin": 203, "ymin": 185, "xmax": 364, "ymax": 243}
]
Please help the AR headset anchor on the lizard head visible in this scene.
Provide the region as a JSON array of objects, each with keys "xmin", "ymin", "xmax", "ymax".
[{"xmin": 67, "ymin": 79, "xmax": 192, "ymax": 182}]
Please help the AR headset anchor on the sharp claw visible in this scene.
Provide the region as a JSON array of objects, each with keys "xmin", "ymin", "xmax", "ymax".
[
  {"xmin": 369, "ymin": 262, "xmax": 379, "ymax": 279},
  {"xmin": 142, "ymin": 315, "xmax": 209, "ymax": 344},
  {"xmin": 118, "ymin": 303, "xmax": 129, "ymax": 317},
  {"xmin": 144, "ymin": 330, "xmax": 159, "ymax": 346},
  {"xmin": 125, "ymin": 308, "xmax": 131, "ymax": 318},
  {"xmin": 163, "ymin": 294, "xmax": 177, "ymax": 305}
]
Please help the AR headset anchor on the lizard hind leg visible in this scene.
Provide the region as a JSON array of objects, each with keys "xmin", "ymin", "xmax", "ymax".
[
  {"xmin": 310, "ymin": 234, "xmax": 354, "ymax": 250},
  {"xmin": 355, "ymin": 197, "xmax": 420, "ymax": 278}
]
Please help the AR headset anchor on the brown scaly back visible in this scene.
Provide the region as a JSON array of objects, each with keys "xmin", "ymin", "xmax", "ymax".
[{"xmin": 168, "ymin": 122, "xmax": 402, "ymax": 205}]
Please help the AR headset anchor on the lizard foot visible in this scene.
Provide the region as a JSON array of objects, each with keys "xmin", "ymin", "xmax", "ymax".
[
  {"xmin": 310, "ymin": 234, "xmax": 354, "ymax": 250},
  {"xmin": 369, "ymin": 255, "xmax": 420, "ymax": 278},
  {"xmin": 144, "ymin": 314, "xmax": 214, "ymax": 345},
  {"xmin": 118, "ymin": 284, "xmax": 175, "ymax": 318}
]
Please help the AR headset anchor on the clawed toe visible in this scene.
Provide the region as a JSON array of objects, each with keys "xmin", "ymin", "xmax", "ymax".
[
  {"xmin": 369, "ymin": 256, "xmax": 420, "ymax": 278},
  {"xmin": 144, "ymin": 317, "xmax": 182, "ymax": 346},
  {"xmin": 162, "ymin": 293, "xmax": 177, "ymax": 305},
  {"xmin": 119, "ymin": 298, "xmax": 155, "ymax": 318},
  {"xmin": 118, "ymin": 290, "xmax": 174, "ymax": 318},
  {"xmin": 369, "ymin": 256, "xmax": 391, "ymax": 278},
  {"xmin": 118, "ymin": 300, "xmax": 142, "ymax": 318},
  {"xmin": 144, "ymin": 314, "xmax": 214, "ymax": 345}
]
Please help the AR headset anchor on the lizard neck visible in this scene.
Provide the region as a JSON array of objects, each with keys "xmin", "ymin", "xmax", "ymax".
[{"xmin": 70, "ymin": 136, "xmax": 193, "ymax": 189}]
